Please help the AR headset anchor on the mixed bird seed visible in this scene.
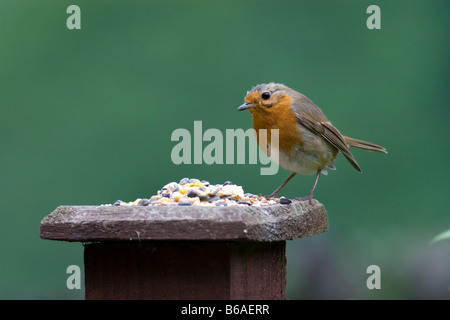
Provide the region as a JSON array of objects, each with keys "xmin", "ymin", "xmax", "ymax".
[{"xmin": 108, "ymin": 178, "xmax": 292, "ymax": 207}]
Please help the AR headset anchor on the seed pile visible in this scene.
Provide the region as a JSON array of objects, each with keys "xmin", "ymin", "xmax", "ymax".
[{"xmin": 109, "ymin": 178, "xmax": 292, "ymax": 207}]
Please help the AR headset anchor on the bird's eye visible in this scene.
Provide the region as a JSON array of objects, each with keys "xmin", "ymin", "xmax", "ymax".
[{"xmin": 261, "ymin": 92, "xmax": 271, "ymax": 100}]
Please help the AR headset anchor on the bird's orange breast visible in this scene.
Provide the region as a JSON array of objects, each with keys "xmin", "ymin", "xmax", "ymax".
[{"xmin": 249, "ymin": 95, "xmax": 302, "ymax": 152}]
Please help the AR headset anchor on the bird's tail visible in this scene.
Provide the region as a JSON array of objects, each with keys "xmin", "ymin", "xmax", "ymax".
[{"xmin": 344, "ymin": 136, "xmax": 387, "ymax": 153}]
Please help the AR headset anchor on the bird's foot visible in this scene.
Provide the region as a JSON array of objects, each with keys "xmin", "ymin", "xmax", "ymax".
[
  {"xmin": 292, "ymin": 194, "xmax": 315, "ymax": 206},
  {"xmin": 258, "ymin": 193, "xmax": 276, "ymax": 200}
]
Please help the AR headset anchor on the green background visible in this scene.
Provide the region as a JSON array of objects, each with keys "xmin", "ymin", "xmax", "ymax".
[{"xmin": 1, "ymin": 0, "xmax": 449, "ymax": 299}]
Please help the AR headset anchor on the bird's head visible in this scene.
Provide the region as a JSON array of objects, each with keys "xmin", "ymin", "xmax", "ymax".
[{"xmin": 237, "ymin": 83, "xmax": 293, "ymax": 114}]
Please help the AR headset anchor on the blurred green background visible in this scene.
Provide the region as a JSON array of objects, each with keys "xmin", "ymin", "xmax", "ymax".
[{"xmin": 1, "ymin": 0, "xmax": 450, "ymax": 299}]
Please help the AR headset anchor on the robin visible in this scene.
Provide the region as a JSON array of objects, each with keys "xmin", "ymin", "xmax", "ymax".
[{"xmin": 237, "ymin": 82, "xmax": 387, "ymax": 201}]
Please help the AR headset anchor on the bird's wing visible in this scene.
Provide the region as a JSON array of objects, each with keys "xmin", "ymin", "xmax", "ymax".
[{"xmin": 295, "ymin": 113, "xmax": 362, "ymax": 172}]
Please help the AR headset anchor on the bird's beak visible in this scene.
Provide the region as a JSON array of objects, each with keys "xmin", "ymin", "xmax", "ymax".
[{"xmin": 237, "ymin": 102, "xmax": 254, "ymax": 111}]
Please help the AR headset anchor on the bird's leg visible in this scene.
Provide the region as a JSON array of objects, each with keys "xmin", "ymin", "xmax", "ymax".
[
  {"xmin": 268, "ymin": 172, "xmax": 297, "ymax": 198},
  {"xmin": 294, "ymin": 170, "xmax": 321, "ymax": 203}
]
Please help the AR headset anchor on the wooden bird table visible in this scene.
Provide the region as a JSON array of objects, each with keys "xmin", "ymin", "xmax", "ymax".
[{"xmin": 40, "ymin": 200, "xmax": 328, "ymax": 300}]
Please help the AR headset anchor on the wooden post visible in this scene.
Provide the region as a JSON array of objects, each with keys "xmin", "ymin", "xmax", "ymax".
[{"xmin": 40, "ymin": 201, "xmax": 328, "ymax": 300}]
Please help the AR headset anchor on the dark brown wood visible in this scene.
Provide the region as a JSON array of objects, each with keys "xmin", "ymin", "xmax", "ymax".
[
  {"xmin": 84, "ymin": 241, "xmax": 285, "ymax": 300},
  {"xmin": 40, "ymin": 200, "xmax": 328, "ymax": 242}
]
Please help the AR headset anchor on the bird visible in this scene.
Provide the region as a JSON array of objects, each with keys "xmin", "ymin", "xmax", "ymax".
[{"xmin": 237, "ymin": 82, "xmax": 387, "ymax": 201}]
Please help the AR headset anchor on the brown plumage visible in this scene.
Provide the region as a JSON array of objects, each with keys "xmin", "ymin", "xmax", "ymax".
[{"xmin": 237, "ymin": 82, "xmax": 387, "ymax": 200}]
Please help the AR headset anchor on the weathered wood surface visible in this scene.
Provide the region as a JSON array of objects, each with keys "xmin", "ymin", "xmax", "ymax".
[{"xmin": 40, "ymin": 200, "xmax": 328, "ymax": 242}]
